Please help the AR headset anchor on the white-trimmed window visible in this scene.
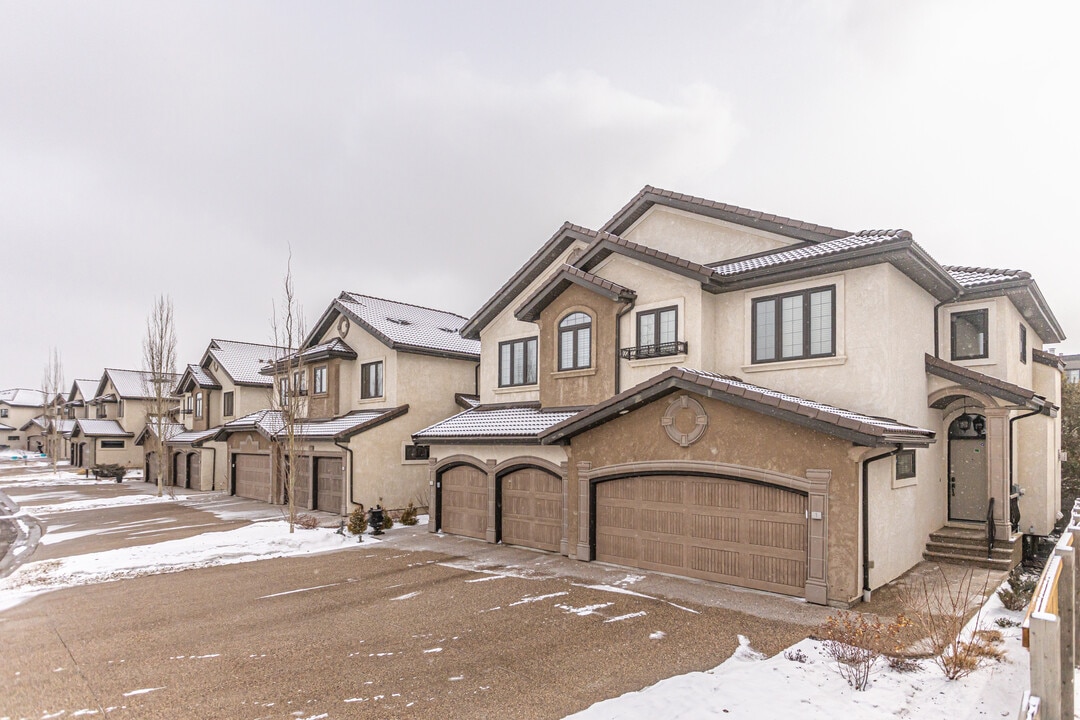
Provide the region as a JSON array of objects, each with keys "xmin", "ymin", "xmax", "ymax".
[
  {"xmin": 499, "ymin": 337, "xmax": 537, "ymax": 387},
  {"xmin": 361, "ymin": 361, "xmax": 383, "ymax": 399},
  {"xmin": 558, "ymin": 312, "xmax": 592, "ymax": 371},
  {"xmin": 195, "ymin": 392, "xmax": 203, "ymax": 418}
]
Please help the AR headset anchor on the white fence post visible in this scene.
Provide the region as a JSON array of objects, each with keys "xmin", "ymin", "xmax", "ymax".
[
  {"xmin": 1030, "ymin": 610, "xmax": 1062, "ymax": 720},
  {"xmin": 1053, "ymin": 544, "xmax": 1075, "ymax": 719}
]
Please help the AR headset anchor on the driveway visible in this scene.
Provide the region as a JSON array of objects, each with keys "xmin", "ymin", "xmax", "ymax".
[{"xmin": 0, "ymin": 468, "xmax": 826, "ymax": 720}]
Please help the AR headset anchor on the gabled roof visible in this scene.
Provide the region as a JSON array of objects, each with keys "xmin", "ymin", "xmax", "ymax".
[
  {"xmin": 134, "ymin": 421, "xmax": 186, "ymax": 446},
  {"xmin": 541, "ymin": 367, "xmax": 936, "ymax": 448},
  {"xmin": 942, "ymin": 266, "xmax": 1065, "ymax": 344},
  {"xmin": 175, "ymin": 364, "xmax": 222, "ymax": 394},
  {"xmin": 460, "ymin": 222, "xmax": 601, "ymax": 340},
  {"xmin": 601, "ymin": 185, "xmax": 851, "ymax": 243},
  {"xmin": 66, "ymin": 379, "xmax": 98, "ymax": 405},
  {"xmin": 515, "ymin": 264, "xmax": 637, "ymax": 323},
  {"xmin": 574, "ymin": 230, "xmax": 721, "ymax": 289},
  {"xmin": 71, "ymin": 418, "xmax": 133, "ymax": 438},
  {"xmin": 0, "ymin": 388, "xmax": 47, "ymax": 407},
  {"xmin": 265, "ymin": 337, "xmax": 358, "ymax": 373},
  {"xmin": 215, "ymin": 406, "xmax": 408, "ymax": 442},
  {"xmin": 95, "ymin": 369, "xmax": 181, "ymax": 401},
  {"xmin": 19, "ymin": 416, "xmax": 48, "ymax": 432},
  {"xmin": 307, "ymin": 292, "xmax": 480, "ymax": 360},
  {"xmin": 925, "ymin": 354, "xmax": 1054, "ymax": 415},
  {"xmin": 0, "ymin": 423, "xmax": 14, "ymax": 432},
  {"xmin": 205, "ymin": 339, "xmax": 286, "ymax": 387},
  {"xmin": 413, "ymin": 404, "xmax": 582, "ymax": 445},
  {"xmin": 167, "ymin": 427, "xmax": 220, "ymax": 447}
]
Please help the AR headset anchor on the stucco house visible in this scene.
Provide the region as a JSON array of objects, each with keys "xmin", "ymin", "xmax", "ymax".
[
  {"xmin": 214, "ymin": 292, "xmax": 479, "ymax": 516},
  {"xmin": 414, "ymin": 186, "xmax": 1065, "ymax": 607},
  {"xmin": 0, "ymin": 389, "xmax": 48, "ymax": 450}
]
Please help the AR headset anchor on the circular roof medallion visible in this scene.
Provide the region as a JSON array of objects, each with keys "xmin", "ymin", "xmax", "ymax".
[
  {"xmin": 337, "ymin": 316, "xmax": 351, "ymax": 337},
  {"xmin": 661, "ymin": 395, "xmax": 708, "ymax": 447}
]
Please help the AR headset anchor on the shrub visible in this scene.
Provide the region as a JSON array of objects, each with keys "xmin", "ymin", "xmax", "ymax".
[
  {"xmin": 399, "ymin": 501, "xmax": 419, "ymax": 526},
  {"xmin": 91, "ymin": 464, "xmax": 127, "ymax": 482},
  {"xmin": 817, "ymin": 612, "xmax": 909, "ymax": 690},
  {"xmin": 995, "ymin": 617, "xmax": 1021, "ymax": 629},
  {"xmin": 381, "ymin": 513, "xmax": 394, "ymax": 531},
  {"xmin": 784, "ymin": 648, "xmax": 808, "ymax": 663},
  {"xmin": 997, "ymin": 566, "xmax": 1037, "ymax": 611},
  {"xmin": 347, "ymin": 505, "xmax": 367, "ymax": 536},
  {"xmin": 295, "ymin": 514, "xmax": 320, "ymax": 530}
]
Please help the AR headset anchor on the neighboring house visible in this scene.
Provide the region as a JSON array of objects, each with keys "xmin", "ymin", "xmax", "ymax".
[
  {"xmin": 414, "ymin": 185, "xmax": 1065, "ymax": 607},
  {"xmin": 158, "ymin": 339, "xmax": 285, "ymax": 491},
  {"xmin": 64, "ymin": 379, "xmax": 99, "ymax": 420},
  {"xmin": 215, "ymin": 292, "xmax": 479, "ymax": 515},
  {"xmin": 0, "ymin": 389, "xmax": 48, "ymax": 450},
  {"xmin": 70, "ymin": 368, "xmax": 181, "ymax": 470},
  {"xmin": 1062, "ymin": 354, "xmax": 1080, "ymax": 384}
]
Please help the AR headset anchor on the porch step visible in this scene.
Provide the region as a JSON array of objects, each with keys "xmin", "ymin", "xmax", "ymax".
[{"xmin": 922, "ymin": 525, "xmax": 1021, "ymax": 571}]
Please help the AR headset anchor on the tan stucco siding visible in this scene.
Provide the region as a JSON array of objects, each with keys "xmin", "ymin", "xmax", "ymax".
[
  {"xmin": 537, "ymin": 283, "xmax": 619, "ymax": 408},
  {"xmin": 349, "ymin": 418, "xmax": 428, "ymax": 512},
  {"xmin": 621, "ymin": 206, "xmax": 798, "ymax": 265}
]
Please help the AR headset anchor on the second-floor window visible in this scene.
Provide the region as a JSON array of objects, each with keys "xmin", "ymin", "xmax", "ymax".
[
  {"xmin": 293, "ymin": 369, "xmax": 308, "ymax": 396},
  {"xmin": 499, "ymin": 337, "xmax": 537, "ymax": 387},
  {"xmin": 1, "ymin": 408, "xmax": 8, "ymax": 418},
  {"xmin": 362, "ymin": 361, "xmax": 383, "ymax": 399},
  {"xmin": 118, "ymin": 400, "xmax": 125, "ymax": 418},
  {"xmin": 314, "ymin": 366, "xmax": 328, "ymax": 394},
  {"xmin": 752, "ymin": 286, "xmax": 835, "ymax": 363},
  {"xmin": 558, "ymin": 312, "xmax": 592, "ymax": 371},
  {"xmin": 951, "ymin": 309, "xmax": 988, "ymax": 361},
  {"xmin": 279, "ymin": 377, "xmax": 289, "ymax": 405},
  {"xmin": 1020, "ymin": 324, "xmax": 1027, "ymax": 364},
  {"xmin": 223, "ymin": 391, "xmax": 234, "ymax": 417},
  {"xmin": 195, "ymin": 392, "xmax": 203, "ymax": 418},
  {"xmin": 96, "ymin": 404, "xmax": 106, "ymax": 419},
  {"xmin": 636, "ymin": 306, "xmax": 679, "ymax": 357}
]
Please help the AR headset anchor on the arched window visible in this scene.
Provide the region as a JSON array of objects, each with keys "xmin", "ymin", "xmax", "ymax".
[{"xmin": 558, "ymin": 312, "xmax": 592, "ymax": 370}]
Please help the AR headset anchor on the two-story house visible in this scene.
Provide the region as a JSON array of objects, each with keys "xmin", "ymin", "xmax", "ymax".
[
  {"xmin": 0, "ymin": 389, "xmax": 48, "ymax": 450},
  {"xmin": 415, "ymin": 186, "xmax": 1064, "ymax": 607},
  {"xmin": 70, "ymin": 368, "xmax": 180, "ymax": 471},
  {"xmin": 215, "ymin": 292, "xmax": 479, "ymax": 516}
]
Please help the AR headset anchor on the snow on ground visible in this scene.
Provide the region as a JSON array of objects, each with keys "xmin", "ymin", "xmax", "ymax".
[
  {"xmin": 0, "ymin": 521, "xmax": 364, "ymax": 612},
  {"xmin": 566, "ymin": 590, "xmax": 1029, "ymax": 719},
  {"xmin": 0, "ymin": 450, "xmax": 48, "ymax": 461},
  {"xmin": 20, "ymin": 493, "xmax": 189, "ymax": 515}
]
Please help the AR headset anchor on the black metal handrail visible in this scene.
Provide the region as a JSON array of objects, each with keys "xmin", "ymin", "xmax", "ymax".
[
  {"xmin": 986, "ymin": 496, "xmax": 996, "ymax": 558},
  {"xmin": 620, "ymin": 340, "xmax": 688, "ymax": 360}
]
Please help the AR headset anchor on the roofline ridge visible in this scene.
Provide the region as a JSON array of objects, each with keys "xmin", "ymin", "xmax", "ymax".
[
  {"xmin": 210, "ymin": 338, "xmax": 286, "ymax": 349},
  {"xmin": 340, "ymin": 291, "xmax": 471, "ymax": 322}
]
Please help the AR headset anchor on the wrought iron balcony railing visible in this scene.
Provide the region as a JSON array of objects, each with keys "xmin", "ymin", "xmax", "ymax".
[{"xmin": 619, "ymin": 340, "xmax": 688, "ymax": 360}]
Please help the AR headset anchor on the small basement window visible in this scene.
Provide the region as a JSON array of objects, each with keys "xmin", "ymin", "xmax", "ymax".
[
  {"xmin": 896, "ymin": 450, "xmax": 916, "ymax": 480},
  {"xmin": 101, "ymin": 440, "xmax": 125, "ymax": 449},
  {"xmin": 404, "ymin": 444, "xmax": 430, "ymax": 461}
]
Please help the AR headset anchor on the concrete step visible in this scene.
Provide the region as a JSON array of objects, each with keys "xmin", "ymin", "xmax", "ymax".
[
  {"xmin": 922, "ymin": 550, "xmax": 1015, "ymax": 571},
  {"xmin": 925, "ymin": 541, "xmax": 1015, "ymax": 560}
]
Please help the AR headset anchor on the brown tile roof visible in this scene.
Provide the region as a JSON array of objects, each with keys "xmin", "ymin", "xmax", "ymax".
[
  {"xmin": 924, "ymin": 354, "xmax": 1050, "ymax": 412},
  {"xmin": 576, "ymin": 231, "xmax": 720, "ymax": 286},
  {"xmin": 944, "ymin": 265, "xmax": 1032, "ymax": 288},
  {"xmin": 541, "ymin": 367, "xmax": 935, "ymax": 447},
  {"xmin": 515, "ymin": 264, "xmax": 636, "ymax": 322},
  {"xmin": 1033, "ymin": 348, "xmax": 1066, "ymax": 371},
  {"xmin": 413, "ymin": 404, "xmax": 580, "ymax": 444},
  {"xmin": 602, "ymin": 185, "xmax": 851, "ymax": 242}
]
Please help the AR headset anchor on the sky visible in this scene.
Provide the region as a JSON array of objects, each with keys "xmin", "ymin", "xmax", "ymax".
[{"xmin": 1, "ymin": 0, "xmax": 1077, "ymax": 388}]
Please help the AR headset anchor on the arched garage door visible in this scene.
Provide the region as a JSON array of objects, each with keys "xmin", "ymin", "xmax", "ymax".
[
  {"xmin": 500, "ymin": 467, "xmax": 561, "ymax": 553},
  {"xmin": 439, "ymin": 464, "xmax": 488, "ymax": 540},
  {"xmin": 187, "ymin": 453, "xmax": 201, "ymax": 490},
  {"xmin": 594, "ymin": 475, "xmax": 807, "ymax": 596},
  {"xmin": 173, "ymin": 453, "xmax": 186, "ymax": 488}
]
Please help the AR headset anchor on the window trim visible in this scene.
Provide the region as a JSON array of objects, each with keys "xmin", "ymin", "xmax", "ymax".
[
  {"xmin": 498, "ymin": 337, "xmax": 538, "ymax": 387},
  {"xmin": 404, "ymin": 444, "xmax": 430, "ymax": 462},
  {"xmin": 895, "ymin": 449, "xmax": 916, "ymax": 480},
  {"xmin": 195, "ymin": 391, "xmax": 203, "ymax": 419},
  {"xmin": 279, "ymin": 377, "xmax": 289, "ymax": 405},
  {"xmin": 751, "ymin": 285, "xmax": 836, "ymax": 364},
  {"xmin": 557, "ymin": 311, "xmax": 593, "ymax": 372},
  {"xmin": 361, "ymin": 361, "xmax": 384, "ymax": 399},
  {"xmin": 313, "ymin": 365, "xmax": 328, "ymax": 395},
  {"xmin": 223, "ymin": 391, "xmax": 234, "ymax": 418},
  {"xmin": 950, "ymin": 308, "xmax": 989, "ymax": 361}
]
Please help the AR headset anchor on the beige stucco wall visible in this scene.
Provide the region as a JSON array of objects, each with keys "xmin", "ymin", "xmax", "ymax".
[
  {"xmin": 427, "ymin": 443, "xmax": 569, "ymax": 469},
  {"xmin": 1018, "ymin": 361, "xmax": 1063, "ymax": 535},
  {"xmin": 621, "ymin": 206, "xmax": 798, "ymax": 265}
]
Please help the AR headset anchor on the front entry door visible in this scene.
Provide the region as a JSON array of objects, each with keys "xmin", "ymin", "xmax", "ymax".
[{"xmin": 950, "ymin": 438, "xmax": 987, "ymax": 522}]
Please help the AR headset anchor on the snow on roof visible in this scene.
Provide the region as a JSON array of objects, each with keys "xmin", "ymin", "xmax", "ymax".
[
  {"xmin": 943, "ymin": 265, "xmax": 1032, "ymax": 288},
  {"xmin": 414, "ymin": 405, "xmax": 581, "ymax": 442},
  {"xmin": 188, "ymin": 364, "xmax": 221, "ymax": 388},
  {"xmin": 336, "ymin": 292, "xmax": 481, "ymax": 358},
  {"xmin": 207, "ymin": 339, "xmax": 286, "ymax": 386},
  {"xmin": 97, "ymin": 369, "xmax": 181, "ymax": 400},
  {"xmin": 710, "ymin": 230, "xmax": 913, "ymax": 276},
  {"xmin": 137, "ymin": 421, "xmax": 187, "ymax": 444},
  {"xmin": 0, "ymin": 388, "xmax": 48, "ymax": 407},
  {"xmin": 169, "ymin": 427, "xmax": 219, "ymax": 445},
  {"xmin": 219, "ymin": 407, "xmax": 403, "ymax": 440},
  {"xmin": 73, "ymin": 418, "xmax": 133, "ymax": 438},
  {"xmin": 0, "ymin": 422, "xmax": 15, "ymax": 432}
]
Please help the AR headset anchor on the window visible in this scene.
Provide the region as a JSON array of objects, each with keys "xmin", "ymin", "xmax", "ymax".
[
  {"xmin": 118, "ymin": 400, "xmax": 124, "ymax": 418},
  {"xmin": 0, "ymin": 408, "xmax": 7, "ymax": 418},
  {"xmin": 223, "ymin": 391, "xmax": 234, "ymax": 417},
  {"xmin": 634, "ymin": 306, "xmax": 681, "ymax": 358},
  {"xmin": 96, "ymin": 404, "xmax": 106, "ymax": 419},
  {"xmin": 313, "ymin": 366, "xmax": 328, "ymax": 395},
  {"xmin": 499, "ymin": 337, "xmax": 538, "ymax": 387},
  {"xmin": 293, "ymin": 369, "xmax": 308, "ymax": 396},
  {"xmin": 279, "ymin": 377, "xmax": 289, "ymax": 404},
  {"xmin": 558, "ymin": 312, "xmax": 592, "ymax": 371},
  {"xmin": 404, "ymin": 444, "xmax": 430, "ymax": 461},
  {"xmin": 184, "ymin": 395, "xmax": 193, "ymax": 415},
  {"xmin": 361, "ymin": 361, "xmax": 383, "ymax": 399},
  {"xmin": 101, "ymin": 440, "xmax": 125, "ymax": 449},
  {"xmin": 1069, "ymin": 369, "xmax": 1080, "ymax": 384},
  {"xmin": 951, "ymin": 309, "xmax": 989, "ymax": 360},
  {"xmin": 7, "ymin": 435, "xmax": 19, "ymax": 441},
  {"xmin": 195, "ymin": 392, "xmax": 203, "ymax": 418},
  {"xmin": 1020, "ymin": 325, "xmax": 1027, "ymax": 364},
  {"xmin": 752, "ymin": 286, "xmax": 835, "ymax": 363},
  {"xmin": 896, "ymin": 450, "xmax": 916, "ymax": 480}
]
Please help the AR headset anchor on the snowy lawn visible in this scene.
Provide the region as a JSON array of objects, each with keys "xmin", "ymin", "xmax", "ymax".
[{"xmin": 567, "ymin": 589, "xmax": 1029, "ymax": 719}]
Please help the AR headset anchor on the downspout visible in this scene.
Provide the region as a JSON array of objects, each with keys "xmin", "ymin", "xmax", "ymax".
[
  {"xmin": 932, "ymin": 299, "xmax": 949, "ymax": 359},
  {"xmin": 1008, "ymin": 406, "xmax": 1043, "ymax": 533},
  {"xmin": 862, "ymin": 447, "xmax": 902, "ymax": 602},
  {"xmin": 614, "ymin": 299, "xmax": 636, "ymax": 395},
  {"xmin": 334, "ymin": 437, "xmax": 356, "ymax": 509}
]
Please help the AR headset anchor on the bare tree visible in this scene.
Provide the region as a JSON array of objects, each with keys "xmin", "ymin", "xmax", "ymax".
[
  {"xmin": 41, "ymin": 348, "xmax": 65, "ymax": 475},
  {"xmin": 270, "ymin": 253, "xmax": 306, "ymax": 533},
  {"xmin": 143, "ymin": 295, "xmax": 178, "ymax": 497}
]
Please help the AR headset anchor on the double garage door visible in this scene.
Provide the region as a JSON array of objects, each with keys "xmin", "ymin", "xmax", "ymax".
[
  {"xmin": 595, "ymin": 475, "xmax": 807, "ymax": 596},
  {"xmin": 439, "ymin": 465, "xmax": 561, "ymax": 553},
  {"xmin": 235, "ymin": 453, "xmax": 343, "ymax": 512}
]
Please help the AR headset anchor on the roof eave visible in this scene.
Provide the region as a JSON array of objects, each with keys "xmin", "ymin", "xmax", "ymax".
[{"xmin": 515, "ymin": 269, "xmax": 637, "ymax": 323}]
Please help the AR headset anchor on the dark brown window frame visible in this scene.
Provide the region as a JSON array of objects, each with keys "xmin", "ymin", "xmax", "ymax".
[
  {"xmin": 634, "ymin": 306, "xmax": 682, "ymax": 358},
  {"xmin": 279, "ymin": 377, "xmax": 289, "ymax": 404},
  {"xmin": 361, "ymin": 361, "xmax": 383, "ymax": 399},
  {"xmin": 223, "ymin": 391, "xmax": 234, "ymax": 418},
  {"xmin": 100, "ymin": 439, "xmax": 125, "ymax": 449},
  {"xmin": 1019, "ymin": 324, "xmax": 1027, "ymax": 364},
  {"xmin": 498, "ymin": 337, "xmax": 538, "ymax": 387},
  {"xmin": 404, "ymin": 444, "xmax": 430, "ymax": 461},
  {"xmin": 751, "ymin": 285, "xmax": 836, "ymax": 364},
  {"xmin": 896, "ymin": 449, "xmax": 916, "ymax": 480},
  {"xmin": 950, "ymin": 308, "xmax": 989, "ymax": 361},
  {"xmin": 558, "ymin": 312, "xmax": 593, "ymax": 371},
  {"xmin": 195, "ymin": 391, "xmax": 203, "ymax": 418},
  {"xmin": 313, "ymin": 365, "xmax": 328, "ymax": 395}
]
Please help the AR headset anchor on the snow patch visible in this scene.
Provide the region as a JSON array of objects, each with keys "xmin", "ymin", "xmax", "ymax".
[{"xmin": 508, "ymin": 591, "xmax": 568, "ymax": 606}]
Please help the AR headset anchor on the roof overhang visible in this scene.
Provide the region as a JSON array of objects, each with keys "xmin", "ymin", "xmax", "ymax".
[
  {"xmin": 925, "ymin": 354, "xmax": 1053, "ymax": 415},
  {"xmin": 515, "ymin": 265, "xmax": 636, "ymax": 323},
  {"xmin": 957, "ymin": 279, "xmax": 1066, "ymax": 345}
]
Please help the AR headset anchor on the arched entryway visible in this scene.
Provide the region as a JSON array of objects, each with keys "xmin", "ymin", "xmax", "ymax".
[
  {"xmin": 496, "ymin": 464, "xmax": 562, "ymax": 553},
  {"xmin": 948, "ymin": 412, "xmax": 988, "ymax": 522},
  {"xmin": 435, "ymin": 461, "xmax": 488, "ymax": 540},
  {"xmin": 186, "ymin": 452, "xmax": 201, "ymax": 490}
]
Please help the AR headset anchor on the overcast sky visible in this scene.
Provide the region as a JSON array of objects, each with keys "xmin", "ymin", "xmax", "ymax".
[{"xmin": 2, "ymin": 1, "xmax": 1077, "ymax": 389}]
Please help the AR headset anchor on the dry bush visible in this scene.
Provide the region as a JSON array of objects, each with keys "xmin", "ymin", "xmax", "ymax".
[
  {"xmin": 295, "ymin": 513, "xmax": 320, "ymax": 530},
  {"xmin": 997, "ymin": 566, "xmax": 1037, "ymax": 611},
  {"xmin": 995, "ymin": 617, "xmax": 1021, "ymax": 629},
  {"xmin": 900, "ymin": 567, "xmax": 995, "ymax": 679},
  {"xmin": 887, "ymin": 655, "xmax": 922, "ymax": 673},
  {"xmin": 784, "ymin": 648, "xmax": 808, "ymax": 663},
  {"xmin": 817, "ymin": 612, "xmax": 910, "ymax": 690},
  {"xmin": 399, "ymin": 501, "xmax": 419, "ymax": 526}
]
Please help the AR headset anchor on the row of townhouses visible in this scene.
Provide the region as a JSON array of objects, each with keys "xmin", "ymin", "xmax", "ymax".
[{"xmin": 2, "ymin": 186, "xmax": 1070, "ymax": 607}]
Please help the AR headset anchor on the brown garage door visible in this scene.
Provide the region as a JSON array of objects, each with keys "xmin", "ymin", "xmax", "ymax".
[
  {"xmin": 440, "ymin": 464, "xmax": 488, "ymax": 540},
  {"xmin": 146, "ymin": 451, "xmax": 158, "ymax": 483},
  {"xmin": 173, "ymin": 453, "xmax": 186, "ymax": 488},
  {"xmin": 501, "ymin": 468, "xmax": 561, "ymax": 552},
  {"xmin": 288, "ymin": 457, "xmax": 311, "ymax": 510},
  {"xmin": 187, "ymin": 453, "xmax": 201, "ymax": 490},
  {"xmin": 234, "ymin": 454, "xmax": 272, "ymax": 501},
  {"xmin": 595, "ymin": 475, "xmax": 807, "ymax": 596},
  {"xmin": 315, "ymin": 457, "xmax": 343, "ymax": 514}
]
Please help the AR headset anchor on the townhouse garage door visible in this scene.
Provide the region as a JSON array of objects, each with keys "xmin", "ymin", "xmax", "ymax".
[
  {"xmin": 501, "ymin": 467, "xmax": 561, "ymax": 553},
  {"xmin": 594, "ymin": 475, "xmax": 808, "ymax": 596},
  {"xmin": 315, "ymin": 457, "xmax": 343, "ymax": 514},
  {"xmin": 234, "ymin": 454, "xmax": 272, "ymax": 501},
  {"xmin": 439, "ymin": 465, "xmax": 488, "ymax": 540}
]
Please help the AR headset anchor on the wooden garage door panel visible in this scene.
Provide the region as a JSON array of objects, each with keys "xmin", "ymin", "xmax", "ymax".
[
  {"xmin": 188, "ymin": 453, "xmax": 201, "ymax": 490},
  {"xmin": 235, "ymin": 454, "xmax": 271, "ymax": 501},
  {"xmin": 173, "ymin": 454, "xmax": 185, "ymax": 488},
  {"xmin": 595, "ymin": 475, "xmax": 807, "ymax": 596},
  {"xmin": 441, "ymin": 465, "xmax": 488, "ymax": 540},
  {"xmin": 500, "ymin": 468, "xmax": 561, "ymax": 553},
  {"xmin": 315, "ymin": 457, "xmax": 343, "ymax": 514},
  {"xmin": 290, "ymin": 459, "xmax": 311, "ymax": 510},
  {"xmin": 146, "ymin": 453, "xmax": 158, "ymax": 484}
]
